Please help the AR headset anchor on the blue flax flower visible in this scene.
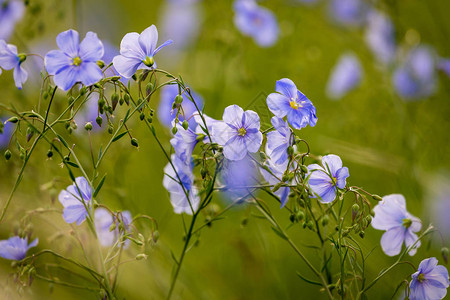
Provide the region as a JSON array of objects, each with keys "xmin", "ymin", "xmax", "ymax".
[
  {"xmin": 113, "ymin": 25, "xmax": 172, "ymax": 78},
  {"xmin": 307, "ymin": 154, "xmax": 349, "ymax": 203},
  {"xmin": 267, "ymin": 78, "xmax": 317, "ymax": 130},
  {"xmin": 364, "ymin": 10, "xmax": 396, "ymax": 65},
  {"xmin": 326, "ymin": 53, "xmax": 362, "ymax": 100},
  {"xmin": 392, "ymin": 46, "xmax": 436, "ymax": 100},
  {"xmin": 372, "ymin": 194, "xmax": 422, "ymax": 256},
  {"xmin": 410, "ymin": 257, "xmax": 449, "ymax": 300},
  {"xmin": 170, "ymin": 121, "xmax": 199, "ymax": 165},
  {"xmin": 216, "ymin": 104, "xmax": 263, "ymax": 161},
  {"xmin": 0, "ymin": 40, "xmax": 27, "ymax": 89},
  {"xmin": 158, "ymin": 84, "xmax": 204, "ymax": 129},
  {"xmin": 163, "ymin": 154, "xmax": 200, "ymax": 214},
  {"xmin": 58, "ymin": 176, "xmax": 93, "ymax": 225},
  {"xmin": 437, "ymin": 58, "xmax": 450, "ymax": 79},
  {"xmin": 95, "ymin": 208, "xmax": 132, "ymax": 248},
  {"xmin": 0, "ymin": 236, "xmax": 38, "ymax": 260},
  {"xmin": 266, "ymin": 116, "xmax": 291, "ymax": 165},
  {"xmin": 0, "ymin": 117, "xmax": 13, "ymax": 149},
  {"xmin": 329, "ymin": 0, "xmax": 369, "ymax": 27},
  {"xmin": 0, "ymin": 0, "xmax": 24, "ymax": 40},
  {"xmin": 233, "ymin": 0, "xmax": 278, "ymax": 47},
  {"xmin": 45, "ymin": 29, "xmax": 104, "ymax": 91}
]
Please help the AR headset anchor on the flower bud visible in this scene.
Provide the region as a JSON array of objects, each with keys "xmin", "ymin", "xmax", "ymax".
[
  {"xmin": 135, "ymin": 254, "xmax": 148, "ymax": 260},
  {"xmin": 287, "ymin": 146, "xmax": 294, "ymax": 156},
  {"xmin": 47, "ymin": 149, "xmax": 53, "ymax": 158},
  {"xmin": 352, "ymin": 204, "xmax": 359, "ymax": 213},
  {"xmin": 171, "ymin": 126, "xmax": 178, "ymax": 135},
  {"xmin": 300, "ymin": 165, "xmax": 309, "ymax": 174},
  {"xmin": 109, "ymin": 222, "xmax": 116, "ymax": 232},
  {"xmin": 140, "ymin": 112, "xmax": 145, "ymax": 121},
  {"xmin": 80, "ymin": 87, "xmax": 87, "ymax": 96},
  {"xmin": 111, "ymin": 93, "xmax": 119, "ymax": 110},
  {"xmin": 42, "ymin": 91, "xmax": 49, "ymax": 99},
  {"xmin": 6, "ymin": 117, "xmax": 18, "ymax": 124},
  {"xmin": 282, "ymin": 174, "xmax": 289, "ymax": 182},
  {"xmin": 200, "ymin": 167, "xmax": 207, "ymax": 179},
  {"xmin": 123, "ymin": 94, "xmax": 130, "ymax": 105},
  {"xmin": 96, "ymin": 60, "xmax": 105, "ymax": 68},
  {"xmin": 146, "ymin": 82, "xmax": 154, "ymax": 94},
  {"xmin": 107, "ymin": 125, "xmax": 114, "ymax": 134},
  {"xmin": 84, "ymin": 122, "xmax": 93, "ymax": 131},
  {"xmin": 359, "ymin": 231, "xmax": 365, "ymax": 238},
  {"xmin": 372, "ymin": 194, "xmax": 383, "ymax": 201},
  {"xmin": 119, "ymin": 97, "xmax": 124, "ymax": 106},
  {"xmin": 175, "ymin": 95, "xmax": 183, "ymax": 104},
  {"xmin": 322, "ymin": 214, "xmax": 329, "ymax": 226},
  {"xmin": 442, "ymin": 247, "xmax": 449, "ymax": 264},
  {"xmin": 147, "ymin": 116, "xmax": 153, "ymax": 123},
  {"xmin": 96, "ymin": 116, "xmax": 103, "ymax": 127},
  {"xmin": 152, "ymin": 230, "xmax": 159, "ymax": 243},
  {"xmin": 98, "ymin": 97, "xmax": 106, "ymax": 109},
  {"xmin": 4, "ymin": 150, "xmax": 11, "ymax": 160},
  {"xmin": 182, "ymin": 120, "xmax": 189, "ymax": 130},
  {"xmin": 111, "ymin": 76, "xmax": 121, "ymax": 81},
  {"xmin": 131, "ymin": 138, "xmax": 139, "ymax": 147}
]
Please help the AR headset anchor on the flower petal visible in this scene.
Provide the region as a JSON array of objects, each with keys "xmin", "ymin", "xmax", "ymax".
[
  {"xmin": 119, "ymin": 32, "xmax": 145, "ymax": 59},
  {"xmin": 53, "ymin": 66, "xmax": 79, "ymax": 91},
  {"xmin": 223, "ymin": 105, "xmax": 244, "ymax": 128},
  {"xmin": 223, "ymin": 135, "xmax": 247, "ymax": 161},
  {"xmin": 112, "ymin": 55, "xmax": 141, "ymax": 79},
  {"xmin": 322, "ymin": 154, "xmax": 343, "ymax": 177},
  {"xmin": 380, "ymin": 227, "xmax": 405, "ymax": 256},
  {"xmin": 275, "ymin": 78, "xmax": 298, "ymax": 99},
  {"xmin": 244, "ymin": 131, "xmax": 263, "ymax": 153},
  {"xmin": 154, "ymin": 39, "xmax": 173, "ymax": 55},
  {"xmin": 139, "ymin": 25, "xmax": 158, "ymax": 56},
  {"xmin": 267, "ymin": 92, "xmax": 290, "ymax": 118},
  {"xmin": 243, "ymin": 110, "xmax": 260, "ymax": 130},
  {"xmin": 78, "ymin": 62, "xmax": 103, "ymax": 87},
  {"xmin": 56, "ymin": 29, "xmax": 80, "ymax": 57},
  {"xmin": 79, "ymin": 32, "xmax": 104, "ymax": 62},
  {"xmin": 44, "ymin": 50, "xmax": 71, "ymax": 75},
  {"xmin": 13, "ymin": 65, "xmax": 27, "ymax": 89}
]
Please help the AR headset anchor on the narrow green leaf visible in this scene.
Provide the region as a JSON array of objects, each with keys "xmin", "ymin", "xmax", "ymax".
[
  {"xmin": 66, "ymin": 161, "xmax": 79, "ymax": 168},
  {"xmin": 93, "ymin": 174, "xmax": 106, "ymax": 198},
  {"xmin": 112, "ymin": 131, "xmax": 128, "ymax": 143},
  {"xmin": 296, "ymin": 272, "xmax": 322, "ymax": 286},
  {"xmin": 271, "ymin": 226, "xmax": 287, "ymax": 240},
  {"xmin": 56, "ymin": 134, "xmax": 68, "ymax": 148}
]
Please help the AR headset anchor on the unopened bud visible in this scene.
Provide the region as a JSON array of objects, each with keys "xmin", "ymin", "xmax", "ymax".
[
  {"xmin": 136, "ymin": 254, "xmax": 148, "ymax": 260},
  {"xmin": 359, "ymin": 231, "xmax": 365, "ymax": 238},
  {"xmin": 4, "ymin": 150, "xmax": 11, "ymax": 160},
  {"xmin": 96, "ymin": 116, "xmax": 103, "ymax": 127},
  {"xmin": 6, "ymin": 117, "xmax": 18, "ymax": 123},
  {"xmin": 85, "ymin": 122, "xmax": 93, "ymax": 131},
  {"xmin": 152, "ymin": 231, "xmax": 159, "ymax": 243},
  {"xmin": 441, "ymin": 247, "xmax": 449, "ymax": 264},
  {"xmin": 182, "ymin": 120, "xmax": 189, "ymax": 130},
  {"xmin": 287, "ymin": 146, "xmax": 294, "ymax": 156},
  {"xmin": 322, "ymin": 215, "xmax": 329, "ymax": 226},
  {"xmin": 131, "ymin": 138, "xmax": 139, "ymax": 147},
  {"xmin": 174, "ymin": 95, "xmax": 183, "ymax": 104},
  {"xmin": 171, "ymin": 126, "xmax": 178, "ymax": 135},
  {"xmin": 96, "ymin": 60, "xmax": 105, "ymax": 68},
  {"xmin": 372, "ymin": 195, "xmax": 383, "ymax": 201}
]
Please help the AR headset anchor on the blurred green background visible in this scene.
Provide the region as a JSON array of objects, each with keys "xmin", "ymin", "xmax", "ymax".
[{"xmin": 1, "ymin": 0, "xmax": 450, "ymax": 299}]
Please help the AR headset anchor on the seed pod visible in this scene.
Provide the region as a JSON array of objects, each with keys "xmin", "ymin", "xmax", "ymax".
[
  {"xmin": 85, "ymin": 122, "xmax": 93, "ymax": 131},
  {"xmin": 322, "ymin": 215, "xmax": 329, "ymax": 226},
  {"xmin": 96, "ymin": 116, "xmax": 103, "ymax": 127},
  {"xmin": 171, "ymin": 126, "xmax": 178, "ymax": 135},
  {"xmin": 47, "ymin": 150, "xmax": 53, "ymax": 158},
  {"xmin": 131, "ymin": 138, "xmax": 139, "ymax": 147},
  {"xmin": 175, "ymin": 95, "xmax": 183, "ymax": 104},
  {"xmin": 4, "ymin": 150, "xmax": 11, "ymax": 160},
  {"xmin": 182, "ymin": 120, "xmax": 189, "ymax": 130}
]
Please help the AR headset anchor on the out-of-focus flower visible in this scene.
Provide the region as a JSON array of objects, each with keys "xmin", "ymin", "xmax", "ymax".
[
  {"xmin": 0, "ymin": 236, "xmax": 38, "ymax": 260},
  {"xmin": 220, "ymin": 156, "xmax": 260, "ymax": 202},
  {"xmin": 392, "ymin": 46, "xmax": 436, "ymax": 100},
  {"xmin": 95, "ymin": 208, "xmax": 132, "ymax": 248},
  {"xmin": 170, "ymin": 121, "xmax": 198, "ymax": 165},
  {"xmin": 74, "ymin": 93, "xmax": 104, "ymax": 133},
  {"xmin": 0, "ymin": 117, "xmax": 13, "ymax": 149},
  {"xmin": 261, "ymin": 156, "xmax": 294, "ymax": 208},
  {"xmin": 426, "ymin": 173, "xmax": 450, "ymax": 239},
  {"xmin": 307, "ymin": 154, "xmax": 349, "ymax": 203},
  {"xmin": 0, "ymin": 0, "xmax": 24, "ymax": 40},
  {"xmin": 364, "ymin": 10, "xmax": 396, "ymax": 65},
  {"xmin": 409, "ymin": 257, "xmax": 449, "ymax": 300},
  {"xmin": 326, "ymin": 53, "xmax": 362, "ymax": 100},
  {"xmin": 267, "ymin": 78, "xmax": 317, "ymax": 130},
  {"xmin": 45, "ymin": 30, "xmax": 104, "ymax": 91},
  {"xmin": 233, "ymin": 0, "xmax": 278, "ymax": 47},
  {"xmin": 163, "ymin": 154, "xmax": 200, "ymax": 214},
  {"xmin": 372, "ymin": 194, "xmax": 422, "ymax": 256},
  {"xmin": 266, "ymin": 116, "xmax": 291, "ymax": 165},
  {"xmin": 437, "ymin": 58, "xmax": 450, "ymax": 78},
  {"xmin": 58, "ymin": 176, "xmax": 93, "ymax": 225},
  {"xmin": 329, "ymin": 0, "xmax": 369, "ymax": 27},
  {"xmin": 113, "ymin": 25, "xmax": 172, "ymax": 78},
  {"xmin": 0, "ymin": 39, "xmax": 27, "ymax": 89},
  {"xmin": 215, "ymin": 104, "xmax": 262, "ymax": 161},
  {"xmin": 159, "ymin": 0, "xmax": 202, "ymax": 59},
  {"xmin": 193, "ymin": 113, "xmax": 225, "ymax": 144},
  {"xmin": 158, "ymin": 84, "xmax": 203, "ymax": 129}
]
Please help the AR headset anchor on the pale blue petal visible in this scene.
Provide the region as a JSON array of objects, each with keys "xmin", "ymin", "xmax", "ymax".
[
  {"xmin": 267, "ymin": 93, "xmax": 290, "ymax": 118},
  {"xmin": 79, "ymin": 32, "xmax": 104, "ymax": 62},
  {"xmin": 53, "ymin": 66, "xmax": 79, "ymax": 91},
  {"xmin": 322, "ymin": 154, "xmax": 343, "ymax": 177},
  {"xmin": 139, "ymin": 25, "xmax": 158, "ymax": 56},
  {"xmin": 78, "ymin": 62, "xmax": 103, "ymax": 87},
  {"xmin": 44, "ymin": 50, "xmax": 71, "ymax": 75},
  {"xmin": 244, "ymin": 131, "xmax": 262, "ymax": 153},
  {"xmin": 380, "ymin": 226, "xmax": 405, "ymax": 256},
  {"xmin": 13, "ymin": 65, "xmax": 27, "ymax": 89},
  {"xmin": 223, "ymin": 135, "xmax": 247, "ymax": 161},
  {"xmin": 112, "ymin": 55, "xmax": 141, "ymax": 79},
  {"xmin": 223, "ymin": 105, "xmax": 244, "ymax": 128},
  {"xmin": 119, "ymin": 32, "xmax": 145, "ymax": 59},
  {"xmin": 243, "ymin": 110, "xmax": 260, "ymax": 130},
  {"xmin": 275, "ymin": 78, "xmax": 297, "ymax": 99},
  {"xmin": 154, "ymin": 39, "xmax": 173, "ymax": 55},
  {"xmin": 56, "ymin": 29, "xmax": 80, "ymax": 57}
]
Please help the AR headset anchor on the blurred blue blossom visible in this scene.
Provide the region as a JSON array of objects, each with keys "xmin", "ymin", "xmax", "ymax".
[
  {"xmin": 266, "ymin": 116, "xmax": 291, "ymax": 165},
  {"xmin": 95, "ymin": 208, "xmax": 132, "ymax": 248},
  {"xmin": 372, "ymin": 194, "xmax": 422, "ymax": 256},
  {"xmin": 410, "ymin": 257, "xmax": 449, "ymax": 300},
  {"xmin": 0, "ymin": 117, "xmax": 13, "ymax": 149},
  {"xmin": 58, "ymin": 176, "xmax": 93, "ymax": 225},
  {"xmin": 364, "ymin": 10, "xmax": 396, "ymax": 65},
  {"xmin": 0, "ymin": 236, "xmax": 38, "ymax": 260},
  {"xmin": 329, "ymin": 0, "xmax": 369, "ymax": 27},
  {"xmin": 73, "ymin": 94, "xmax": 104, "ymax": 133},
  {"xmin": 0, "ymin": 39, "xmax": 27, "ymax": 89},
  {"xmin": 170, "ymin": 121, "xmax": 198, "ymax": 165},
  {"xmin": 113, "ymin": 25, "xmax": 172, "ymax": 78},
  {"xmin": 326, "ymin": 53, "xmax": 362, "ymax": 100},
  {"xmin": 158, "ymin": 84, "xmax": 203, "ymax": 129},
  {"xmin": 392, "ymin": 46, "xmax": 436, "ymax": 100},
  {"xmin": 437, "ymin": 58, "xmax": 450, "ymax": 78},
  {"xmin": 45, "ymin": 30, "xmax": 104, "ymax": 91},
  {"xmin": 163, "ymin": 154, "xmax": 200, "ymax": 214},
  {"xmin": 233, "ymin": 0, "xmax": 278, "ymax": 47},
  {"xmin": 307, "ymin": 154, "xmax": 349, "ymax": 203},
  {"xmin": 261, "ymin": 157, "xmax": 293, "ymax": 208},
  {"xmin": 220, "ymin": 156, "xmax": 259, "ymax": 202},
  {"xmin": 219, "ymin": 104, "xmax": 262, "ymax": 161},
  {"xmin": 0, "ymin": 0, "xmax": 24, "ymax": 40},
  {"xmin": 267, "ymin": 78, "xmax": 317, "ymax": 130}
]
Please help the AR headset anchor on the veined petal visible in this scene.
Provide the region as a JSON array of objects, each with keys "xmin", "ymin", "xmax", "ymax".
[
  {"xmin": 275, "ymin": 78, "xmax": 297, "ymax": 99},
  {"xmin": 404, "ymin": 230, "xmax": 420, "ymax": 256},
  {"xmin": 44, "ymin": 50, "xmax": 71, "ymax": 75},
  {"xmin": 78, "ymin": 62, "xmax": 103, "ymax": 87},
  {"xmin": 223, "ymin": 135, "xmax": 247, "ymax": 160},
  {"xmin": 13, "ymin": 65, "xmax": 27, "ymax": 89},
  {"xmin": 53, "ymin": 66, "xmax": 79, "ymax": 91},
  {"xmin": 244, "ymin": 131, "xmax": 263, "ymax": 153},
  {"xmin": 380, "ymin": 227, "xmax": 405, "ymax": 256},
  {"xmin": 223, "ymin": 105, "xmax": 244, "ymax": 128},
  {"xmin": 322, "ymin": 154, "xmax": 343, "ymax": 177},
  {"xmin": 139, "ymin": 25, "xmax": 158, "ymax": 56},
  {"xmin": 63, "ymin": 204, "xmax": 87, "ymax": 224},
  {"xmin": 119, "ymin": 32, "xmax": 145, "ymax": 59},
  {"xmin": 243, "ymin": 110, "xmax": 260, "ymax": 130},
  {"xmin": 56, "ymin": 29, "xmax": 80, "ymax": 57},
  {"xmin": 112, "ymin": 55, "xmax": 141, "ymax": 78},
  {"xmin": 267, "ymin": 93, "xmax": 290, "ymax": 118},
  {"xmin": 154, "ymin": 39, "xmax": 173, "ymax": 55},
  {"xmin": 336, "ymin": 167, "xmax": 349, "ymax": 189},
  {"xmin": 79, "ymin": 32, "xmax": 104, "ymax": 62}
]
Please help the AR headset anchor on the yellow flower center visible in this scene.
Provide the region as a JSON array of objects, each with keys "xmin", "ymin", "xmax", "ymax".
[
  {"xmin": 417, "ymin": 273, "xmax": 425, "ymax": 283},
  {"xmin": 289, "ymin": 97, "xmax": 301, "ymax": 110},
  {"xmin": 238, "ymin": 127, "xmax": 247, "ymax": 136},
  {"xmin": 331, "ymin": 177, "xmax": 337, "ymax": 185},
  {"xmin": 72, "ymin": 56, "xmax": 82, "ymax": 66},
  {"xmin": 143, "ymin": 56, "xmax": 154, "ymax": 67},
  {"xmin": 402, "ymin": 218, "xmax": 412, "ymax": 229}
]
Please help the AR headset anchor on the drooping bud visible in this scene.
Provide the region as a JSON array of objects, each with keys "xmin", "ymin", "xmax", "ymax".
[
  {"xmin": 182, "ymin": 120, "xmax": 189, "ymax": 130},
  {"xmin": 322, "ymin": 214, "xmax": 329, "ymax": 226},
  {"xmin": 4, "ymin": 150, "xmax": 11, "ymax": 160},
  {"xmin": 96, "ymin": 60, "xmax": 105, "ymax": 68},
  {"xmin": 174, "ymin": 95, "xmax": 183, "ymax": 104},
  {"xmin": 441, "ymin": 247, "xmax": 449, "ymax": 264},
  {"xmin": 85, "ymin": 122, "xmax": 93, "ymax": 131},
  {"xmin": 372, "ymin": 195, "xmax": 383, "ymax": 201},
  {"xmin": 96, "ymin": 116, "xmax": 103, "ymax": 127},
  {"xmin": 6, "ymin": 117, "xmax": 18, "ymax": 124},
  {"xmin": 287, "ymin": 146, "xmax": 294, "ymax": 156},
  {"xmin": 131, "ymin": 138, "xmax": 139, "ymax": 147},
  {"xmin": 171, "ymin": 126, "xmax": 178, "ymax": 135}
]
